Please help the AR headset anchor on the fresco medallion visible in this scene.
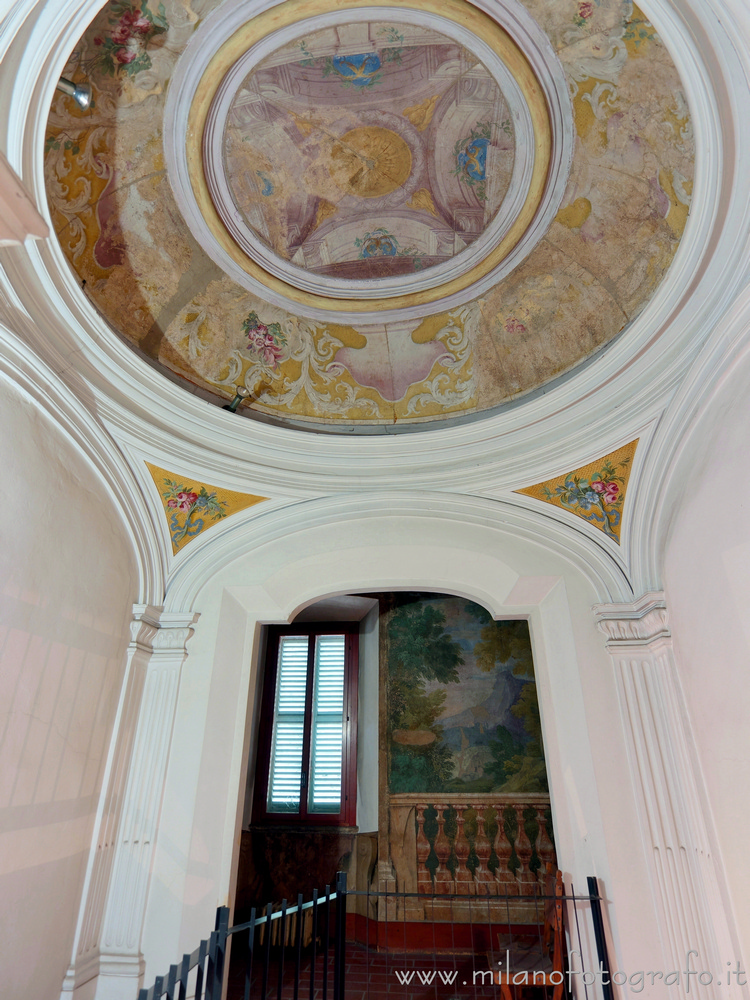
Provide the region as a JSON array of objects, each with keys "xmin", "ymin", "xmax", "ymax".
[{"xmin": 200, "ymin": 7, "xmax": 556, "ymax": 307}]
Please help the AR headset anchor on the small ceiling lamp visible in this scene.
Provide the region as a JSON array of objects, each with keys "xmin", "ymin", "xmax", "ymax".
[
  {"xmin": 224, "ymin": 386, "xmax": 250, "ymax": 412},
  {"xmin": 56, "ymin": 77, "xmax": 93, "ymax": 111}
]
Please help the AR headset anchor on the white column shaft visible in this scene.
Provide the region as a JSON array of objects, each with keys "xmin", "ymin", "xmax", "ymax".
[
  {"xmin": 594, "ymin": 593, "xmax": 735, "ymax": 999},
  {"xmin": 60, "ymin": 605, "xmax": 197, "ymax": 1000}
]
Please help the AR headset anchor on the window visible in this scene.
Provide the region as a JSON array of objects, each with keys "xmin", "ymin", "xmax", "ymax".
[{"xmin": 253, "ymin": 624, "xmax": 358, "ymax": 827}]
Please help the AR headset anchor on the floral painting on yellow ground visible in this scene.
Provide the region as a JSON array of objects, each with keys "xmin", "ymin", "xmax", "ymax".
[
  {"xmin": 146, "ymin": 462, "xmax": 268, "ymax": 553},
  {"xmin": 516, "ymin": 440, "xmax": 638, "ymax": 543}
]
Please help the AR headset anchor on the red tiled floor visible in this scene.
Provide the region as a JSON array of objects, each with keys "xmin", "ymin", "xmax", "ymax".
[{"xmin": 226, "ymin": 940, "xmax": 552, "ymax": 1000}]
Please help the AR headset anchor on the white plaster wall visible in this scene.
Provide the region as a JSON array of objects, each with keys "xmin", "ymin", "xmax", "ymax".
[
  {"xmin": 663, "ymin": 349, "xmax": 750, "ymax": 969},
  {"xmin": 0, "ymin": 380, "xmax": 137, "ymax": 1000}
]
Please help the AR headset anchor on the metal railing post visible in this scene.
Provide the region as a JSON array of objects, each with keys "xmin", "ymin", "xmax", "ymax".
[
  {"xmin": 587, "ymin": 876, "xmax": 614, "ymax": 1000},
  {"xmin": 215, "ymin": 906, "xmax": 230, "ymax": 1000},
  {"xmin": 205, "ymin": 930, "xmax": 219, "ymax": 1000},
  {"xmin": 334, "ymin": 871, "xmax": 347, "ymax": 1000}
]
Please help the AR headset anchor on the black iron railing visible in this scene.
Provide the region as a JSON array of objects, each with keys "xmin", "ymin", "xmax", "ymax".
[
  {"xmin": 137, "ymin": 905, "xmax": 230, "ymax": 1000},
  {"xmin": 139, "ymin": 872, "xmax": 613, "ymax": 1000}
]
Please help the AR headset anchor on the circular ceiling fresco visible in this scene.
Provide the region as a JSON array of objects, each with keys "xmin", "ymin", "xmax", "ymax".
[
  {"xmin": 45, "ymin": 0, "xmax": 694, "ymax": 430},
  {"xmin": 210, "ymin": 21, "xmax": 527, "ymax": 295}
]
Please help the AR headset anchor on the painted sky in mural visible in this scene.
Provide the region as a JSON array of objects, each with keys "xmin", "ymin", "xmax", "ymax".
[{"xmin": 386, "ymin": 595, "xmax": 548, "ymax": 795}]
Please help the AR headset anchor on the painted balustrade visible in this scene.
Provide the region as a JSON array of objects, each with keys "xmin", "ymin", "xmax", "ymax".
[
  {"xmin": 473, "ymin": 807, "xmax": 493, "ymax": 884},
  {"xmin": 406, "ymin": 795, "xmax": 556, "ymax": 895},
  {"xmin": 431, "ymin": 803, "xmax": 453, "ymax": 890}
]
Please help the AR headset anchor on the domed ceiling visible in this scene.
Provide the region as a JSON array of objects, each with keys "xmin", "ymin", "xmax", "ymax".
[{"xmin": 45, "ymin": 0, "xmax": 693, "ymax": 430}]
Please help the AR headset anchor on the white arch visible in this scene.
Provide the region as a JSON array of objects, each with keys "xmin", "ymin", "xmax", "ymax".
[
  {"xmin": 162, "ymin": 492, "xmax": 634, "ymax": 612},
  {"xmin": 0, "ymin": 322, "xmax": 167, "ymax": 604},
  {"xmin": 143, "ymin": 502, "xmax": 664, "ymax": 987}
]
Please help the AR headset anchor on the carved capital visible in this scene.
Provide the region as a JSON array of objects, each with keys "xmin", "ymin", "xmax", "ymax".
[
  {"xmin": 593, "ymin": 591, "xmax": 670, "ymax": 648},
  {"xmin": 129, "ymin": 604, "xmax": 199, "ymax": 654}
]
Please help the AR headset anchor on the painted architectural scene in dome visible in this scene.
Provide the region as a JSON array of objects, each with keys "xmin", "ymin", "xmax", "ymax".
[
  {"xmin": 45, "ymin": 0, "xmax": 694, "ymax": 427},
  {"xmin": 223, "ymin": 22, "xmax": 515, "ymax": 279},
  {"xmin": 383, "ymin": 595, "xmax": 548, "ymax": 796}
]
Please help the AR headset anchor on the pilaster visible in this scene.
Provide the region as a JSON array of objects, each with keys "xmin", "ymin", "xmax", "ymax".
[
  {"xmin": 60, "ymin": 605, "xmax": 198, "ymax": 1000},
  {"xmin": 593, "ymin": 593, "xmax": 736, "ymax": 998}
]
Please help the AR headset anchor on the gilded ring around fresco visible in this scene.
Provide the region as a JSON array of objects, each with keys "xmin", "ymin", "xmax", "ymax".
[
  {"xmin": 173, "ymin": 0, "xmax": 567, "ymax": 319},
  {"xmin": 198, "ymin": 7, "xmax": 547, "ymax": 305}
]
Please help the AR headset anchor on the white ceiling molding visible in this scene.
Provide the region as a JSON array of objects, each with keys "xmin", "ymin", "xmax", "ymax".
[
  {"xmin": 0, "ymin": 151, "xmax": 48, "ymax": 244},
  {"xmin": 632, "ymin": 284, "xmax": 750, "ymax": 589}
]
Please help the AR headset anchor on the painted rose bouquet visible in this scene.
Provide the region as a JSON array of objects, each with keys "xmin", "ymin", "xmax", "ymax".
[{"xmin": 91, "ymin": 0, "xmax": 167, "ymax": 76}]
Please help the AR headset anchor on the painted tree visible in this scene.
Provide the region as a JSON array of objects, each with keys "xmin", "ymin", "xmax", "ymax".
[
  {"xmin": 387, "ymin": 601, "xmax": 463, "ymax": 792},
  {"xmin": 464, "ymin": 605, "xmax": 549, "ymax": 793}
]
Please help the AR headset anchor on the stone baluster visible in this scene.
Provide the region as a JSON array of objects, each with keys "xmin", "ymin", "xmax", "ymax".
[
  {"xmin": 492, "ymin": 805, "xmax": 514, "ymax": 887},
  {"xmin": 453, "ymin": 804, "xmax": 473, "ymax": 889},
  {"xmin": 473, "ymin": 806, "xmax": 493, "ymax": 887},
  {"xmin": 415, "ymin": 804, "xmax": 432, "ymax": 892},
  {"xmin": 432, "ymin": 804, "xmax": 453, "ymax": 893}
]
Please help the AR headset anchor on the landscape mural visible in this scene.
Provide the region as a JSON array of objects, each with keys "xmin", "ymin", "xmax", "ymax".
[{"xmin": 384, "ymin": 594, "xmax": 548, "ymax": 796}]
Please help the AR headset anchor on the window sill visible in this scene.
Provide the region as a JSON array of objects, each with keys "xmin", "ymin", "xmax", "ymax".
[{"xmin": 247, "ymin": 823, "xmax": 359, "ymax": 835}]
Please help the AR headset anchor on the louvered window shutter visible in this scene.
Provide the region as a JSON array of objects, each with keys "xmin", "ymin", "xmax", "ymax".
[
  {"xmin": 266, "ymin": 635, "xmax": 309, "ymax": 813},
  {"xmin": 308, "ymin": 635, "xmax": 346, "ymax": 813},
  {"xmin": 256, "ymin": 625, "xmax": 357, "ymax": 826}
]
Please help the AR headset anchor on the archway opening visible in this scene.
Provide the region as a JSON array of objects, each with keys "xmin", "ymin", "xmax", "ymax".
[{"xmin": 232, "ymin": 591, "xmax": 557, "ymax": 956}]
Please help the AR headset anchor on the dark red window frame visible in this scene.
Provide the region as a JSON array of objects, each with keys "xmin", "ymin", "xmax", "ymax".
[{"xmin": 252, "ymin": 623, "xmax": 359, "ymax": 828}]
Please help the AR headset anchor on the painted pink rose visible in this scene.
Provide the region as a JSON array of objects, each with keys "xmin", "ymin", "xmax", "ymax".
[
  {"xmin": 604, "ymin": 484, "xmax": 620, "ymax": 503},
  {"xmin": 578, "ymin": 1, "xmax": 594, "ymax": 18},
  {"xmin": 111, "ymin": 22, "xmax": 131, "ymax": 44},
  {"xmin": 261, "ymin": 343, "xmax": 284, "ymax": 366},
  {"xmin": 128, "ymin": 12, "xmax": 152, "ymax": 33},
  {"xmin": 94, "ymin": 35, "xmax": 104, "ymax": 45},
  {"xmin": 591, "ymin": 480, "xmax": 619, "ymax": 503},
  {"xmin": 504, "ymin": 317, "xmax": 527, "ymax": 335},
  {"xmin": 247, "ymin": 325, "xmax": 284, "ymax": 367},
  {"xmin": 115, "ymin": 47, "xmax": 137, "ymax": 63},
  {"xmin": 168, "ymin": 491, "xmax": 198, "ymax": 511}
]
